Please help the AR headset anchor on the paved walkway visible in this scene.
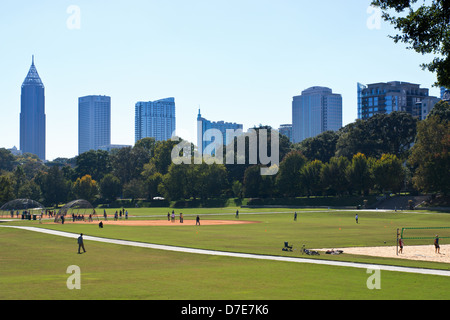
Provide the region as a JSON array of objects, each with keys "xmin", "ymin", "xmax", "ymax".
[{"xmin": 2, "ymin": 225, "xmax": 450, "ymax": 277}]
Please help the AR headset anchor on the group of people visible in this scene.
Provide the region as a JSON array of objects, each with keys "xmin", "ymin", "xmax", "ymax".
[
  {"xmin": 167, "ymin": 210, "xmax": 185, "ymax": 223},
  {"xmin": 166, "ymin": 211, "xmax": 202, "ymax": 225},
  {"xmin": 102, "ymin": 208, "xmax": 128, "ymax": 221},
  {"xmin": 71, "ymin": 213, "xmax": 94, "ymax": 222},
  {"xmin": 113, "ymin": 209, "xmax": 128, "ymax": 221}
]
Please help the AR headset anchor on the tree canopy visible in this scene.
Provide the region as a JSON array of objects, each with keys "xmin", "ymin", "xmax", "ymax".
[{"xmin": 372, "ymin": 0, "xmax": 450, "ymax": 87}]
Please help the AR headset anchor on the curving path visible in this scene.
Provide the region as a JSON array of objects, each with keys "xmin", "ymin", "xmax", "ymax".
[{"xmin": 2, "ymin": 225, "xmax": 450, "ymax": 277}]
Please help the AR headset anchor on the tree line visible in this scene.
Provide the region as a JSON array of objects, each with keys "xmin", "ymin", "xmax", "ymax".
[{"xmin": 0, "ymin": 101, "xmax": 449, "ymax": 208}]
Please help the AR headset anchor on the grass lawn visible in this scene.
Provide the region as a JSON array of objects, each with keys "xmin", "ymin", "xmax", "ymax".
[{"xmin": 1, "ymin": 208, "xmax": 450, "ymax": 300}]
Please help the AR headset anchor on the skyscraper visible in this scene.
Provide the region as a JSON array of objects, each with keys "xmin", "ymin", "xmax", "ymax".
[
  {"xmin": 20, "ymin": 56, "xmax": 46, "ymax": 160},
  {"xmin": 197, "ymin": 110, "xmax": 243, "ymax": 154},
  {"xmin": 292, "ymin": 86, "xmax": 342, "ymax": 143},
  {"xmin": 357, "ymin": 81, "xmax": 439, "ymax": 120},
  {"xmin": 78, "ymin": 95, "xmax": 111, "ymax": 155},
  {"xmin": 135, "ymin": 98, "xmax": 176, "ymax": 142}
]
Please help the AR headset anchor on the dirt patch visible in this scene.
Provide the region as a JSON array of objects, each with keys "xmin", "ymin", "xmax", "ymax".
[
  {"xmin": 317, "ymin": 245, "xmax": 450, "ymax": 264},
  {"xmin": 52, "ymin": 219, "xmax": 259, "ymax": 227}
]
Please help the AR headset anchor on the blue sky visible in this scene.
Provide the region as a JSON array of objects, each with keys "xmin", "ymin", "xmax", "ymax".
[{"xmin": 0, "ymin": 0, "xmax": 441, "ymax": 160}]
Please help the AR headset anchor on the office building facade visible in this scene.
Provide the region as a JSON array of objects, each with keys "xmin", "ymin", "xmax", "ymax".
[
  {"xmin": 441, "ymin": 87, "xmax": 450, "ymax": 100},
  {"xmin": 292, "ymin": 86, "xmax": 342, "ymax": 143},
  {"xmin": 415, "ymin": 96, "xmax": 441, "ymax": 120},
  {"xmin": 278, "ymin": 124, "xmax": 293, "ymax": 142},
  {"xmin": 357, "ymin": 81, "xmax": 439, "ymax": 120},
  {"xmin": 135, "ymin": 98, "xmax": 176, "ymax": 142},
  {"xmin": 197, "ymin": 110, "xmax": 243, "ymax": 153},
  {"xmin": 20, "ymin": 56, "xmax": 46, "ymax": 160},
  {"xmin": 78, "ymin": 95, "xmax": 111, "ymax": 155}
]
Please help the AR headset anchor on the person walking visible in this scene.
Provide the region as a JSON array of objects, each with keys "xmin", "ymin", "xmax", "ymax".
[
  {"xmin": 180, "ymin": 212, "xmax": 183, "ymax": 223},
  {"xmin": 77, "ymin": 233, "xmax": 86, "ymax": 254},
  {"xmin": 196, "ymin": 215, "xmax": 200, "ymax": 226},
  {"xmin": 355, "ymin": 214, "xmax": 359, "ymax": 224},
  {"xmin": 294, "ymin": 212, "xmax": 297, "ymax": 221}
]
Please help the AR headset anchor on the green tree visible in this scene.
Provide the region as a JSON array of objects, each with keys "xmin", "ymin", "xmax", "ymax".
[
  {"xmin": 243, "ymin": 165, "xmax": 263, "ymax": 198},
  {"xmin": 73, "ymin": 175, "xmax": 99, "ymax": 204},
  {"xmin": 149, "ymin": 140, "xmax": 179, "ymax": 175},
  {"xmin": 36, "ymin": 166, "xmax": 71, "ymax": 207},
  {"xmin": 275, "ymin": 151, "xmax": 307, "ymax": 197},
  {"xmin": 134, "ymin": 137, "xmax": 157, "ymax": 156},
  {"xmin": 336, "ymin": 112, "xmax": 416, "ymax": 160},
  {"xmin": 99, "ymin": 173, "xmax": 122, "ymax": 202},
  {"xmin": 372, "ymin": 154, "xmax": 405, "ymax": 194},
  {"xmin": 300, "ymin": 160, "xmax": 324, "ymax": 197},
  {"xmin": 209, "ymin": 164, "xmax": 230, "ymax": 198},
  {"xmin": 427, "ymin": 100, "xmax": 450, "ymax": 121},
  {"xmin": 145, "ymin": 172, "xmax": 163, "ymax": 200},
  {"xmin": 75, "ymin": 150, "xmax": 111, "ymax": 182},
  {"xmin": 372, "ymin": 0, "xmax": 450, "ymax": 87},
  {"xmin": 0, "ymin": 175, "xmax": 14, "ymax": 205},
  {"xmin": 12, "ymin": 165, "xmax": 26, "ymax": 198},
  {"xmin": 159, "ymin": 163, "xmax": 189, "ymax": 201},
  {"xmin": 17, "ymin": 180, "xmax": 42, "ymax": 202},
  {"xmin": 123, "ymin": 178, "xmax": 146, "ymax": 201},
  {"xmin": 346, "ymin": 153, "xmax": 374, "ymax": 196},
  {"xmin": 0, "ymin": 148, "xmax": 15, "ymax": 172},
  {"xmin": 295, "ymin": 130, "xmax": 338, "ymax": 163},
  {"xmin": 408, "ymin": 115, "xmax": 450, "ymax": 194},
  {"xmin": 110, "ymin": 145, "xmax": 152, "ymax": 185},
  {"xmin": 320, "ymin": 156, "xmax": 350, "ymax": 196},
  {"xmin": 231, "ymin": 180, "xmax": 243, "ymax": 199}
]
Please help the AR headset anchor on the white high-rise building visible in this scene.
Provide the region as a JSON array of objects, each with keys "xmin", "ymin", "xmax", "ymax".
[
  {"xmin": 292, "ymin": 87, "xmax": 342, "ymax": 143},
  {"xmin": 78, "ymin": 95, "xmax": 111, "ymax": 155},
  {"xmin": 135, "ymin": 98, "xmax": 176, "ymax": 142}
]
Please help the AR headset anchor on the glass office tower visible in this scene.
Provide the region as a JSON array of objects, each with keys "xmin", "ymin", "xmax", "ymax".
[
  {"xmin": 20, "ymin": 56, "xmax": 46, "ymax": 160},
  {"xmin": 357, "ymin": 81, "xmax": 438, "ymax": 120},
  {"xmin": 292, "ymin": 86, "xmax": 342, "ymax": 143},
  {"xmin": 78, "ymin": 95, "xmax": 111, "ymax": 155},
  {"xmin": 135, "ymin": 98, "xmax": 176, "ymax": 142}
]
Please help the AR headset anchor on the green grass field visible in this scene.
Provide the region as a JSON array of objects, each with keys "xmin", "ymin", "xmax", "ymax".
[{"xmin": 1, "ymin": 207, "xmax": 450, "ymax": 300}]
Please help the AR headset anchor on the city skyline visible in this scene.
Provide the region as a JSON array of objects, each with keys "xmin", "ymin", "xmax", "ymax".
[{"xmin": 0, "ymin": 1, "xmax": 442, "ymax": 160}]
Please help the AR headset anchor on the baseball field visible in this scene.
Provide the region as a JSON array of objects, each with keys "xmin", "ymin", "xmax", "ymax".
[{"xmin": 1, "ymin": 207, "xmax": 449, "ymax": 300}]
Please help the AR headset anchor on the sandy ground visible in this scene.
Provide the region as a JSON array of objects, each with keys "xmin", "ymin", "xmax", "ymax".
[
  {"xmin": 318, "ymin": 245, "xmax": 450, "ymax": 264},
  {"xmin": 49, "ymin": 219, "xmax": 258, "ymax": 227}
]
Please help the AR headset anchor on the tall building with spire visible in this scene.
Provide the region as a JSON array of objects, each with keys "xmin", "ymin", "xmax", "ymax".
[{"xmin": 20, "ymin": 56, "xmax": 46, "ymax": 160}]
